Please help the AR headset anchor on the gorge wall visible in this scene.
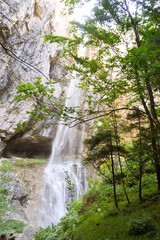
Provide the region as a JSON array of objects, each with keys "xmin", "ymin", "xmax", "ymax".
[{"xmin": 0, "ymin": 0, "xmax": 70, "ymax": 158}]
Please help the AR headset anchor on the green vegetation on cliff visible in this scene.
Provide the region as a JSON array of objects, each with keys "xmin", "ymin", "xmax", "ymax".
[
  {"xmin": 0, "ymin": 182, "xmax": 26, "ymax": 235},
  {"xmin": 0, "ymin": 158, "xmax": 47, "ymax": 236}
]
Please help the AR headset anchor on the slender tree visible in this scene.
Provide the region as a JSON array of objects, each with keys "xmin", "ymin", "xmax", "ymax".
[
  {"xmin": 112, "ymin": 110, "xmax": 130, "ymax": 204},
  {"xmin": 126, "ymin": 109, "xmax": 145, "ymax": 201},
  {"xmin": 83, "ymin": 118, "xmax": 128, "ymax": 208}
]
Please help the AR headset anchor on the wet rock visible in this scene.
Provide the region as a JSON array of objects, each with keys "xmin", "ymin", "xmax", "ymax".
[
  {"xmin": 17, "ymin": 226, "xmax": 39, "ymax": 240},
  {"xmin": 11, "ymin": 182, "xmax": 28, "ymax": 206}
]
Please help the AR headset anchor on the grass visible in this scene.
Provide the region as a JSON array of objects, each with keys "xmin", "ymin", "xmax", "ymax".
[
  {"xmin": 34, "ymin": 172, "xmax": 160, "ymax": 240},
  {"xmin": 0, "ymin": 158, "xmax": 47, "ymax": 170},
  {"xmin": 1, "ymin": 177, "xmax": 13, "ymax": 183},
  {"xmin": 73, "ymin": 201, "xmax": 160, "ymax": 240},
  {"xmin": 0, "ymin": 160, "xmax": 13, "ymax": 173},
  {"xmin": 71, "ymin": 174, "xmax": 160, "ymax": 240},
  {"xmin": 14, "ymin": 158, "xmax": 47, "ymax": 167}
]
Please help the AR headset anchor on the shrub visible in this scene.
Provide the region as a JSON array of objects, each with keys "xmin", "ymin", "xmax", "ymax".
[
  {"xmin": 34, "ymin": 226, "xmax": 56, "ymax": 240},
  {"xmin": 128, "ymin": 217, "xmax": 156, "ymax": 236},
  {"xmin": 0, "ymin": 184, "xmax": 8, "ymax": 220},
  {"xmin": 0, "ymin": 220, "xmax": 26, "ymax": 235}
]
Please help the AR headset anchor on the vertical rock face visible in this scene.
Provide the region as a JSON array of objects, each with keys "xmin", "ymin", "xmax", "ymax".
[
  {"xmin": 0, "ymin": 0, "xmax": 70, "ymax": 158},
  {"xmin": 0, "ymin": 158, "xmax": 47, "ymax": 239}
]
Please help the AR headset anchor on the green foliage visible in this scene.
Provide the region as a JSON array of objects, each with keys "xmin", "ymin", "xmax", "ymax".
[
  {"xmin": 34, "ymin": 172, "xmax": 160, "ymax": 240},
  {"xmin": 0, "ymin": 184, "xmax": 8, "ymax": 220},
  {"xmin": 71, "ymin": 173, "xmax": 160, "ymax": 239},
  {"xmin": 128, "ymin": 217, "xmax": 156, "ymax": 236},
  {"xmin": 1, "ymin": 177, "xmax": 13, "ymax": 183},
  {"xmin": 34, "ymin": 225, "xmax": 56, "ymax": 240},
  {"xmin": 42, "ymin": 35, "xmax": 81, "ymax": 46},
  {"xmin": 0, "ymin": 220, "xmax": 26, "ymax": 235},
  {"xmin": 13, "ymin": 0, "xmax": 160, "ymax": 238},
  {"xmin": 83, "ymin": 118, "xmax": 123, "ymax": 168},
  {"xmin": 65, "ymin": 171, "xmax": 75, "ymax": 198},
  {"xmin": 15, "ymin": 0, "xmax": 160, "ymax": 131},
  {"xmin": 16, "ymin": 121, "xmax": 28, "ymax": 132},
  {"xmin": 15, "ymin": 78, "xmax": 51, "ymax": 101},
  {"xmin": 0, "ymin": 160, "xmax": 13, "ymax": 173},
  {"xmin": 14, "ymin": 77, "xmax": 81, "ymax": 131},
  {"xmin": 0, "ymin": 159, "xmax": 46, "ymax": 173},
  {"xmin": 34, "ymin": 198, "xmax": 83, "ymax": 240},
  {"xmin": 17, "ymin": 0, "xmax": 160, "ymax": 238},
  {"xmin": 59, "ymin": 1, "xmax": 160, "ymax": 180},
  {"xmin": 14, "ymin": 158, "xmax": 47, "ymax": 167},
  {"xmin": 0, "ymin": 160, "xmax": 28, "ymax": 236},
  {"xmin": 0, "ymin": 185, "xmax": 24, "ymax": 236}
]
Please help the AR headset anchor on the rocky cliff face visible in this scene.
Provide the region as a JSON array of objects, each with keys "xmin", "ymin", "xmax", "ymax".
[
  {"xmin": 0, "ymin": 0, "xmax": 70, "ymax": 158},
  {"xmin": 0, "ymin": 157, "xmax": 47, "ymax": 239}
]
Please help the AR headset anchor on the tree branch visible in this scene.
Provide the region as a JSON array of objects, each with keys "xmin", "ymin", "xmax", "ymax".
[
  {"xmin": 67, "ymin": 107, "xmax": 152, "ymax": 128},
  {"xmin": 0, "ymin": 42, "xmax": 49, "ymax": 80}
]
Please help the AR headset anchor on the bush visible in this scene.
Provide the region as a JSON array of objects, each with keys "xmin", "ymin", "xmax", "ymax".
[
  {"xmin": 34, "ymin": 198, "xmax": 83, "ymax": 240},
  {"xmin": 34, "ymin": 225, "xmax": 56, "ymax": 240},
  {"xmin": 128, "ymin": 217, "xmax": 156, "ymax": 236},
  {"xmin": 0, "ymin": 184, "xmax": 8, "ymax": 220},
  {"xmin": 0, "ymin": 220, "xmax": 26, "ymax": 235}
]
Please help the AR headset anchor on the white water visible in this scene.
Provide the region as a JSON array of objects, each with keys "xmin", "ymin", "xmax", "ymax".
[{"xmin": 38, "ymin": 46, "xmax": 87, "ymax": 228}]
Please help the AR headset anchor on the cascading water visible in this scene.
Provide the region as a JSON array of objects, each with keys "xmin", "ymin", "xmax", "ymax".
[{"xmin": 38, "ymin": 46, "xmax": 88, "ymax": 228}]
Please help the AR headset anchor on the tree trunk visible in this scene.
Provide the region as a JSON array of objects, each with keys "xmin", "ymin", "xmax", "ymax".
[
  {"xmin": 150, "ymin": 125, "xmax": 160, "ymax": 190},
  {"xmin": 110, "ymin": 133, "xmax": 118, "ymax": 208},
  {"xmin": 113, "ymin": 111, "xmax": 130, "ymax": 204},
  {"xmin": 155, "ymin": 162, "xmax": 160, "ymax": 191},
  {"xmin": 135, "ymin": 74, "xmax": 160, "ymax": 190},
  {"xmin": 125, "ymin": 0, "xmax": 160, "ymax": 190},
  {"xmin": 138, "ymin": 116, "xmax": 143, "ymax": 201},
  {"xmin": 145, "ymin": 75, "xmax": 160, "ymax": 128}
]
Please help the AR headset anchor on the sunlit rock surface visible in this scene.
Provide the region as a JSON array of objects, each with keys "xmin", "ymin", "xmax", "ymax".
[{"xmin": 0, "ymin": 0, "xmax": 69, "ymax": 158}]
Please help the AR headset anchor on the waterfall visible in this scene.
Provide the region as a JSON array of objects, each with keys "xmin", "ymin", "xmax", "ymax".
[{"xmin": 38, "ymin": 46, "xmax": 88, "ymax": 228}]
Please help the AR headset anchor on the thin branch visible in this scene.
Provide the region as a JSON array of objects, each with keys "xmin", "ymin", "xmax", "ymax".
[
  {"xmin": 67, "ymin": 107, "xmax": 150, "ymax": 128},
  {"xmin": 83, "ymin": 157, "xmax": 112, "ymax": 183},
  {"xmin": 0, "ymin": 11, "xmax": 23, "ymax": 39},
  {"xmin": 0, "ymin": 42, "xmax": 49, "ymax": 80},
  {"xmin": 123, "ymin": 0, "xmax": 141, "ymax": 47}
]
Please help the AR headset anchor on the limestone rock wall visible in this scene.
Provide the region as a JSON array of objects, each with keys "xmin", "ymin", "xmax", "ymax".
[
  {"xmin": 0, "ymin": 0, "xmax": 70, "ymax": 158},
  {"xmin": 0, "ymin": 157, "xmax": 47, "ymax": 239}
]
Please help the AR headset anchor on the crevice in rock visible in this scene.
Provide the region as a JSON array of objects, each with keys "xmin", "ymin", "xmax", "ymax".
[
  {"xmin": 49, "ymin": 51, "xmax": 68, "ymax": 85},
  {"xmin": 2, "ymin": 121, "xmax": 53, "ymax": 159},
  {"xmin": 19, "ymin": 194, "xmax": 29, "ymax": 207},
  {"xmin": 0, "ymin": 24, "xmax": 10, "ymax": 43},
  {"xmin": 33, "ymin": 1, "xmax": 43, "ymax": 19}
]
